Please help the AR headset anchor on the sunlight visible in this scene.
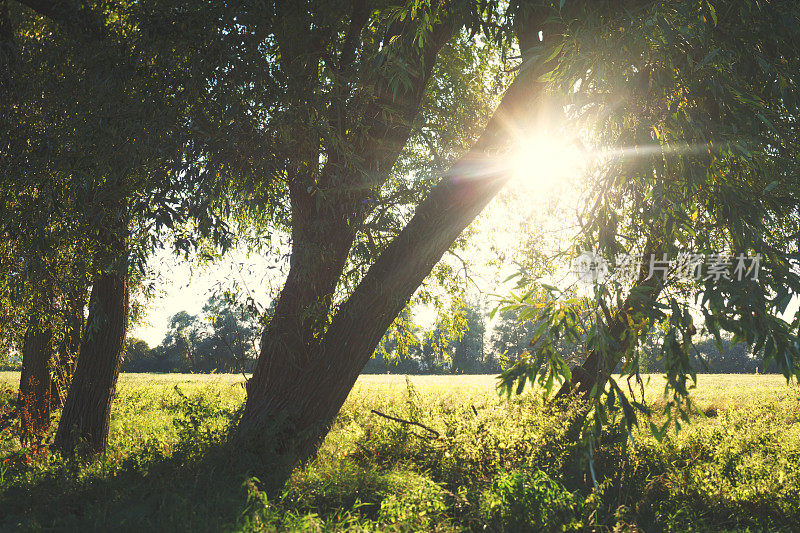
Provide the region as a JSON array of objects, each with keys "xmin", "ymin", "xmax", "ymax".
[{"xmin": 510, "ymin": 134, "xmax": 586, "ymax": 193}]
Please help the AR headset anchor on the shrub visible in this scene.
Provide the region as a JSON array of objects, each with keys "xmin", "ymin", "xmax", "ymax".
[
  {"xmin": 481, "ymin": 469, "xmax": 580, "ymax": 532},
  {"xmin": 377, "ymin": 471, "xmax": 449, "ymax": 529}
]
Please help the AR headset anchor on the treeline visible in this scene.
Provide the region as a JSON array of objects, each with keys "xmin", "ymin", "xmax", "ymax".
[
  {"xmin": 113, "ymin": 301, "xmax": 774, "ymax": 376},
  {"xmin": 121, "ymin": 294, "xmax": 260, "ymax": 374},
  {"xmin": 119, "ymin": 303, "xmax": 534, "ymax": 375},
  {"xmin": 639, "ymin": 336, "xmax": 778, "ymax": 374}
]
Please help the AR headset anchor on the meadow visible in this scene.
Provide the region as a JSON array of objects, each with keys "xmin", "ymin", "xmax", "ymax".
[{"xmin": 1, "ymin": 372, "xmax": 799, "ymax": 531}]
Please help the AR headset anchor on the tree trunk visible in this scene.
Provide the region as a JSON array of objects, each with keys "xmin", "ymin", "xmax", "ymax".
[
  {"xmin": 554, "ymin": 234, "xmax": 669, "ymax": 401},
  {"xmin": 233, "ymin": 45, "xmax": 549, "ymax": 485},
  {"xmin": 54, "ymin": 269, "xmax": 129, "ymax": 456},
  {"xmin": 18, "ymin": 320, "xmax": 53, "ymax": 446}
]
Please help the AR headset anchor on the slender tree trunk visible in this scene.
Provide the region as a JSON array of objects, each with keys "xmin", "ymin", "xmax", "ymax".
[
  {"xmin": 554, "ymin": 194, "xmax": 674, "ymax": 401},
  {"xmin": 18, "ymin": 319, "xmax": 53, "ymax": 446},
  {"xmin": 54, "ymin": 269, "xmax": 129, "ymax": 456}
]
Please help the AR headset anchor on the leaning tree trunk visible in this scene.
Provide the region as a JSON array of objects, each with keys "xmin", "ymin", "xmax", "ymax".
[
  {"xmin": 18, "ymin": 319, "xmax": 53, "ymax": 446},
  {"xmin": 554, "ymin": 185, "xmax": 675, "ymax": 401},
  {"xmin": 551, "ymin": 277, "xmax": 663, "ymax": 402},
  {"xmin": 233, "ymin": 42, "xmax": 549, "ymax": 486},
  {"xmin": 54, "ymin": 269, "xmax": 129, "ymax": 456}
]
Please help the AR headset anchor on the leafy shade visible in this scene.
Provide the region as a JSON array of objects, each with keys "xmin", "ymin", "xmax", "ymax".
[{"xmin": 498, "ymin": 0, "xmax": 800, "ymax": 442}]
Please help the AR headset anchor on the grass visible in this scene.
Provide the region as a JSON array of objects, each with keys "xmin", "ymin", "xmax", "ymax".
[{"xmin": 1, "ymin": 372, "xmax": 798, "ymax": 531}]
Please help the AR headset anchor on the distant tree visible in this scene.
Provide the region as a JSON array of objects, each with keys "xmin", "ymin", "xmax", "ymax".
[
  {"xmin": 419, "ymin": 328, "xmax": 447, "ymax": 374},
  {"xmin": 194, "ymin": 294, "xmax": 259, "ymax": 374},
  {"xmin": 121, "ymin": 339, "xmax": 154, "ymax": 373},
  {"xmin": 490, "ymin": 309, "xmax": 536, "ymax": 370},
  {"xmin": 159, "ymin": 312, "xmax": 203, "ymax": 373},
  {"xmin": 451, "ymin": 303, "xmax": 486, "ymax": 374},
  {"xmin": 366, "ymin": 307, "xmax": 423, "ymax": 374},
  {"xmin": 121, "ymin": 294, "xmax": 263, "ymax": 374}
]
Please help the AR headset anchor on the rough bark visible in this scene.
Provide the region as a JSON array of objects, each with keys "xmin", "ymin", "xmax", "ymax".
[
  {"xmin": 234, "ymin": 7, "xmax": 551, "ymax": 479},
  {"xmin": 54, "ymin": 269, "xmax": 129, "ymax": 456},
  {"xmin": 18, "ymin": 319, "xmax": 53, "ymax": 445},
  {"xmin": 237, "ymin": 10, "xmax": 462, "ymax": 475}
]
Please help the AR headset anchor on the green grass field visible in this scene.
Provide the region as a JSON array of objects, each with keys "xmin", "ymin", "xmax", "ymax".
[{"xmin": 1, "ymin": 372, "xmax": 799, "ymax": 531}]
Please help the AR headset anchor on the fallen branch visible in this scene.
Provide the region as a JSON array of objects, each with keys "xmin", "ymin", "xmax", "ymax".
[{"xmin": 370, "ymin": 409, "xmax": 440, "ymax": 439}]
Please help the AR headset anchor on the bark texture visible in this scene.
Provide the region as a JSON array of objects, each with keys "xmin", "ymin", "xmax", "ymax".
[
  {"xmin": 234, "ymin": 6, "xmax": 551, "ymax": 483},
  {"xmin": 54, "ymin": 270, "xmax": 129, "ymax": 456},
  {"xmin": 18, "ymin": 320, "xmax": 53, "ymax": 445}
]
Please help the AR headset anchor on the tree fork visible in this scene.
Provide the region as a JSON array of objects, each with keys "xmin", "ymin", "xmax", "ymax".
[{"xmin": 233, "ymin": 4, "xmax": 552, "ymax": 477}]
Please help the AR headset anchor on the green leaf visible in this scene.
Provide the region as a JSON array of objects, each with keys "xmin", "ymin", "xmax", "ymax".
[
  {"xmin": 540, "ymin": 283, "xmax": 560, "ymax": 293},
  {"xmin": 706, "ymin": 1, "xmax": 718, "ymax": 26}
]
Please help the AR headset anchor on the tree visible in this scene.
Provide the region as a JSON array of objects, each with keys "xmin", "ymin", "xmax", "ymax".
[
  {"xmin": 497, "ymin": 0, "xmax": 800, "ymax": 443},
  {"xmin": 451, "ymin": 302, "xmax": 486, "ymax": 373},
  {"xmin": 3, "ymin": 0, "xmax": 236, "ymax": 455},
  {"xmin": 10, "ymin": 1, "xmax": 648, "ymax": 483},
  {"xmin": 195, "ymin": 294, "xmax": 259, "ymax": 374},
  {"xmin": 1, "ymin": 0, "xmax": 89, "ymax": 441},
  {"xmin": 18, "ymin": 312, "xmax": 52, "ymax": 445},
  {"xmin": 121, "ymin": 338, "xmax": 154, "ymax": 373},
  {"xmin": 226, "ymin": 0, "xmax": 574, "ymax": 491},
  {"xmin": 121, "ymin": 294, "xmax": 261, "ymax": 374},
  {"xmin": 365, "ymin": 306, "xmax": 424, "ymax": 374},
  {"xmin": 491, "ymin": 309, "xmax": 537, "ymax": 370}
]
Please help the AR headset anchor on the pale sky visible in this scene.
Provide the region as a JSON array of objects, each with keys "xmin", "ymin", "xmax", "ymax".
[
  {"xmin": 129, "ymin": 171, "xmax": 576, "ymax": 347},
  {"xmin": 130, "ymin": 140, "xmax": 798, "ymax": 348},
  {"xmin": 131, "ymin": 248, "xmax": 282, "ymax": 346}
]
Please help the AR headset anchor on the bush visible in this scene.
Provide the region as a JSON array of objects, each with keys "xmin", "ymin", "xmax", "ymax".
[
  {"xmin": 481, "ymin": 469, "xmax": 580, "ymax": 532},
  {"xmin": 377, "ymin": 471, "xmax": 449, "ymax": 529}
]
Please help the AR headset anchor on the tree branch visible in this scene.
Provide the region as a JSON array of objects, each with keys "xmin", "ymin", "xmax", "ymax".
[{"xmin": 370, "ymin": 409, "xmax": 440, "ymax": 439}]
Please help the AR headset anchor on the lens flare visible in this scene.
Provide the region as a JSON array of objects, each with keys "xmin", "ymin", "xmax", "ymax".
[{"xmin": 511, "ymin": 135, "xmax": 586, "ymax": 193}]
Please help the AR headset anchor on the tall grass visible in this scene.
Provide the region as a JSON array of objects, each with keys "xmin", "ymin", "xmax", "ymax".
[{"xmin": 0, "ymin": 373, "xmax": 798, "ymax": 531}]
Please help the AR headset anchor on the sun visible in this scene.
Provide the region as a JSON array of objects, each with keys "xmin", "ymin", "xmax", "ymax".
[{"xmin": 510, "ymin": 134, "xmax": 586, "ymax": 194}]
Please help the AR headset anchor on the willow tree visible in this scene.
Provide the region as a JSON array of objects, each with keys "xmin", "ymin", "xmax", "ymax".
[
  {"xmin": 195, "ymin": 0, "xmax": 631, "ymax": 486},
  {"xmin": 3, "ymin": 0, "xmax": 234, "ymax": 454},
  {"xmin": 498, "ymin": 0, "xmax": 800, "ymax": 441},
  {"xmin": 1, "ymin": 0, "xmax": 92, "ymax": 441},
  {"xmin": 9, "ymin": 1, "xmax": 649, "ymax": 478}
]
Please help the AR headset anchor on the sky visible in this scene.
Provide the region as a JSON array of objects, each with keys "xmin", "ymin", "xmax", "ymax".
[
  {"xmin": 129, "ymin": 135, "xmax": 799, "ymax": 349},
  {"xmin": 131, "ymin": 248, "xmax": 282, "ymax": 346},
  {"xmin": 128, "ymin": 171, "xmax": 575, "ymax": 347}
]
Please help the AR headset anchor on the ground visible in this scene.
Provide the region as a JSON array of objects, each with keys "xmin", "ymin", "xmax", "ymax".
[{"xmin": 1, "ymin": 372, "xmax": 798, "ymax": 531}]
